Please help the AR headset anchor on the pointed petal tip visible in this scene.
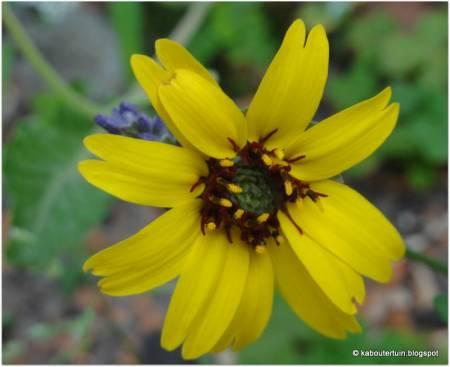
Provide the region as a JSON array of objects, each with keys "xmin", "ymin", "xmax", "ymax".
[
  {"xmin": 83, "ymin": 134, "xmax": 110, "ymax": 153},
  {"xmin": 130, "ymin": 53, "xmax": 149, "ymax": 65},
  {"xmin": 82, "ymin": 259, "xmax": 92, "ymax": 273},
  {"xmin": 77, "ymin": 160, "xmax": 91, "ymax": 176},
  {"xmin": 155, "ymin": 38, "xmax": 175, "ymax": 50},
  {"xmin": 290, "ymin": 18, "xmax": 306, "ymax": 32}
]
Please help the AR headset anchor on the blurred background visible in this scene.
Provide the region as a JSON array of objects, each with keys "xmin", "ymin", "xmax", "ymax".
[{"xmin": 2, "ymin": 1, "xmax": 448, "ymax": 364}]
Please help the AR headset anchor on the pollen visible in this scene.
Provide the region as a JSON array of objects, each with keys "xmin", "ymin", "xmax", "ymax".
[
  {"xmin": 206, "ymin": 222, "xmax": 216, "ymax": 231},
  {"xmin": 255, "ymin": 245, "xmax": 266, "ymax": 254},
  {"xmin": 273, "ymin": 148, "xmax": 285, "ymax": 160},
  {"xmin": 261, "ymin": 154, "xmax": 272, "ymax": 166},
  {"xmin": 233, "ymin": 209, "xmax": 245, "ymax": 219},
  {"xmin": 284, "ymin": 180, "xmax": 293, "ymax": 196},
  {"xmin": 219, "ymin": 159, "xmax": 234, "ymax": 167},
  {"xmin": 218, "ymin": 198, "xmax": 233, "ymax": 208},
  {"xmin": 257, "ymin": 213, "xmax": 270, "ymax": 223},
  {"xmin": 227, "ymin": 183, "xmax": 243, "ymax": 193}
]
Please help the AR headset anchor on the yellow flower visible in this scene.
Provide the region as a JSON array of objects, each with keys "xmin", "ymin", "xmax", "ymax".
[{"xmin": 79, "ymin": 19, "xmax": 405, "ymax": 359}]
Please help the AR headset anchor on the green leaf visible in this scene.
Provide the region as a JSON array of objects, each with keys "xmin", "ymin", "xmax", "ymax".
[
  {"xmin": 346, "ymin": 12, "xmax": 396, "ymax": 61},
  {"xmin": 406, "ymin": 164, "xmax": 437, "ymax": 191},
  {"xmin": 326, "ymin": 61, "xmax": 377, "ymax": 110},
  {"xmin": 211, "ymin": 3, "xmax": 276, "ymax": 68},
  {"xmin": 379, "ymin": 34, "xmax": 424, "ymax": 77},
  {"xmin": 434, "ymin": 293, "xmax": 448, "ymax": 323},
  {"xmin": 188, "ymin": 15, "xmax": 221, "ymax": 65},
  {"xmin": 109, "ymin": 2, "xmax": 144, "ymax": 81},
  {"xmin": 4, "ymin": 94, "xmax": 112, "ymax": 275},
  {"xmin": 416, "ymin": 10, "xmax": 448, "ymax": 49},
  {"xmin": 298, "ymin": 2, "xmax": 356, "ymax": 32}
]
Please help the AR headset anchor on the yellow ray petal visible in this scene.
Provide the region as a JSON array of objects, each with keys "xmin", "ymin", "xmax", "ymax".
[
  {"xmin": 268, "ymin": 240, "xmax": 361, "ymax": 339},
  {"xmin": 78, "ymin": 159, "xmax": 203, "ymax": 208},
  {"xmin": 83, "ymin": 199, "xmax": 202, "ymax": 295},
  {"xmin": 288, "ymin": 88, "xmax": 399, "ymax": 182},
  {"xmin": 182, "ymin": 238, "xmax": 250, "ymax": 359},
  {"xmin": 159, "ymin": 69, "xmax": 248, "ymax": 159},
  {"xmin": 130, "ymin": 54, "xmax": 195, "ymax": 150},
  {"xmin": 288, "ymin": 180, "xmax": 404, "ymax": 283},
  {"xmin": 156, "ymin": 39, "xmax": 217, "ymax": 85},
  {"xmin": 84, "ymin": 134, "xmax": 207, "ymax": 177},
  {"xmin": 278, "ymin": 209, "xmax": 363, "ymax": 314},
  {"xmin": 212, "ymin": 248, "xmax": 274, "ymax": 353},
  {"xmin": 310, "ymin": 179, "xmax": 405, "ymax": 261},
  {"xmin": 246, "ymin": 20, "xmax": 329, "ymax": 148},
  {"xmin": 160, "ymin": 231, "xmax": 229, "ymax": 351},
  {"xmin": 80, "ymin": 135, "xmax": 206, "ymax": 207}
]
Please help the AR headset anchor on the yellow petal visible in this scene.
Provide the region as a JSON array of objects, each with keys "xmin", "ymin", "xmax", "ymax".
[
  {"xmin": 278, "ymin": 210, "xmax": 363, "ymax": 314},
  {"xmin": 246, "ymin": 20, "xmax": 329, "ymax": 149},
  {"xmin": 159, "ymin": 69, "xmax": 248, "ymax": 159},
  {"xmin": 79, "ymin": 135, "xmax": 206, "ymax": 208},
  {"xmin": 130, "ymin": 54, "xmax": 195, "ymax": 150},
  {"xmin": 288, "ymin": 88, "xmax": 399, "ymax": 182},
  {"xmin": 78, "ymin": 160, "xmax": 203, "ymax": 208},
  {"xmin": 84, "ymin": 134, "xmax": 207, "ymax": 177},
  {"xmin": 212, "ymin": 248, "xmax": 274, "ymax": 353},
  {"xmin": 182, "ymin": 238, "xmax": 250, "ymax": 359},
  {"xmin": 155, "ymin": 39, "xmax": 217, "ymax": 85},
  {"xmin": 160, "ymin": 231, "xmax": 229, "ymax": 351},
  {"xmin": 311, "ymin": 179, "xmax": 405, "ymax": 260},
  {"xmin": 83, "ymin": 199, "xmax": 202, "ymax": 296},
  {"xmin": 268, "ymin": 240, "xmax": 360, "ymax": 339},
  {"xmin": 288, "ymin": 180, "xmax": 404, "ymax": 283}
]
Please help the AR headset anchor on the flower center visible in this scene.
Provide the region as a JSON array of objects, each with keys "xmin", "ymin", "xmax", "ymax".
[
  {"xmin": 230, "ymin": 165, "xmax": 280, "ymax": 215},
  {"xmin": 193, "ymin": 130, "xmax": 326, "ymax": 250}
]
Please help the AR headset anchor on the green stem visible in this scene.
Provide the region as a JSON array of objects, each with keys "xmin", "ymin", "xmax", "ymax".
[
  {"xmin": 168, "ymin": 2, "xmax": 213, "ymax": 46},
  {"xmin": 3, "ymin": 4, "xmax": 103, "ymax": 118},
  {"xmin": 406, "ymin": 247, "xmax": 447, "ymax": 274},
  {"xmin": 108, "ymin": 2, "xmax": 213, "ymax": 109}
]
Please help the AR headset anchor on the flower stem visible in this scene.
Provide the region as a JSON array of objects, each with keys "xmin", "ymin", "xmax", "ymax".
[
  {"xmin": 406, "ymin": 247, "xmax": 447, "ymax": 274},
  {"xmin": 2, "ymin": 3, "xmax": 103, "ymax": 118},
  {"xmin": 168, "ymin": 2, "xmax": 213, "ymax": 46},
  {"xmin": 108, "ymin": 2, "xmax": 213, "ymax": 109}
]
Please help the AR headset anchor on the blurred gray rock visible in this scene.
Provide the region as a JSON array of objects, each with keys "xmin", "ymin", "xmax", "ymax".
[{"xmin": 11, "ymin": 3, "xmax": 124, "ymax": 105}]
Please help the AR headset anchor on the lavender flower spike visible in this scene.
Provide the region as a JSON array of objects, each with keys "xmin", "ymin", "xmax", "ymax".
[{"xmin": 95, "ymin": 102, "xmax": 174, "ymax": 143}]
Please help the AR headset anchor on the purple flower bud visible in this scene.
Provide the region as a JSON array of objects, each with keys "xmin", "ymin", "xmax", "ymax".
[{"xmin": 94, "ymin": 102, "xmax": 174, "ymax": 143}]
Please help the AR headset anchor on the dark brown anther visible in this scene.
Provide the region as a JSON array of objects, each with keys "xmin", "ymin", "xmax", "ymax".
[
  {"xmin": 306, "ymin": 189, "xmax": 328, "ymax": 202},
  {"xmin": 225, "ymin": 226, "xmax": 233, "ymax": 243},
  {"xmin": 285, "ymin": 154, "xmax": 306, "ymax": 163},
  {"xmin": 282, "ymin": 208, "xmax": 303, "ymax": 235},
  {"xmin": 227, "ymin": 137, "xmax": 240, "ymax": 152},
  {"xmin": 190, "ymin": 178, "xmax": 204, "ymax": 193},
  {"xmin": 259, "ymin": 129, "xmax": 278, "ymax": 144}
]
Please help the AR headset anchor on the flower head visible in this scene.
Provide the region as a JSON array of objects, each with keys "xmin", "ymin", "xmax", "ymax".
[{"xmin": 79, "ymin": 19, "xmax": 404, "ymax": 359}]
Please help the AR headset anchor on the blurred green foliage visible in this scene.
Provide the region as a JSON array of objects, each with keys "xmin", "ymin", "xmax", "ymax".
[
  {"xmin": 109, "ymin": 2, "xmax": 144, "ymax": 81},
  {"xmin": 320, "ymin": 9, "xmax": 447, "ymax": 189},
  {"xmin": 190, "ymin": 2, "xmax": 276, "ymax": 67},
  {"xmin": 4, "ymin": 93, "xmax": 112, "ymax": 291},
  {"xmin": 2, "ymin": 40, "xmax": 15, "ymax": 90},
  {"xmin": 239, "ymin": 295, "xmax": 447, "ymax": 364},
  {"xmin": 434, "ymin": 294, "xmax": 448, "ymax": 324},
  {"xmin": 3, "ymin": 309, "xmax": 94, "ymax": 363}
]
